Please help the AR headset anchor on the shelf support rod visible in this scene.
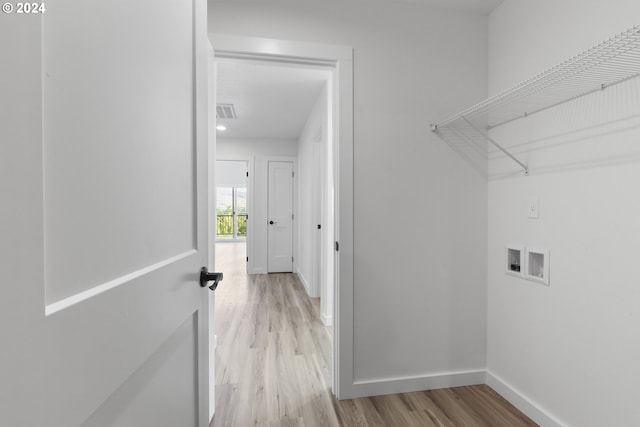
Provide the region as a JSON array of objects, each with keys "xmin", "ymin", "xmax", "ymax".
[{"xmin": 460, "ymin": 116, "xmax": 529, "ymax": 175}]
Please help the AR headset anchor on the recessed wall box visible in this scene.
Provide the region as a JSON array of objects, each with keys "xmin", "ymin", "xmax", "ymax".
[
  {"xmin": 525, "ymin": 247, "xmax": 550, "ymax": 286},
  {"xmin": 505, "ymin": 245, "xmax": 524, "ymax": 277}
]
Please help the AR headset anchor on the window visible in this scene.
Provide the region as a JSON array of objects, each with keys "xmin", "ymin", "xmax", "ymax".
[{"xmin": 216, "ymin": 186, "xmax": 247, "ymax": 240}]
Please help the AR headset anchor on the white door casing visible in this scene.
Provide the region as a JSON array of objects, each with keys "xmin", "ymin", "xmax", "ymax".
[
  {"xmin": 207, "ymin": 42, "xmax": 218, "ymax": 423},
  {"xmin": 267, "ymin": 161, "xmax": 294, "ymax": 273},
  {"xmin": 210, "ymin": 35, "xmax": 353, "ymax": 398},
  {"xmin": 1, "ymin": 0, "xmax": 211, "ymax": 425}
]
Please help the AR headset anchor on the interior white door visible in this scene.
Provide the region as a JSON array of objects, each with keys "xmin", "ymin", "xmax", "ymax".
[
  {"xmin": 267, "ymin": 161, "xmax": 294, "ymax": 273},
  {"xmin": 312, "ymin": 137, "xmax": 323, "ymax": 296},
  {"xmin": 0, "ymin": 1, "xmax": 212, "ymax": 426}
]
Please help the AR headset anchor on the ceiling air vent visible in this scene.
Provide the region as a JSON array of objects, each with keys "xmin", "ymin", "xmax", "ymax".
[{"xmin": 216, "ymin": 104, "xmax": 237, "ymax": 119}]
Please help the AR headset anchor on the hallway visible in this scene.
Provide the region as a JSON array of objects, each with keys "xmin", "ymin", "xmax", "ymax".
[
  {"xmin": 212, "ymin": 241, "xmax": 335, "ymax": 426},
  {"xmin": 211, "ymin": 242, "xmax": 537, "ymax": 426}
]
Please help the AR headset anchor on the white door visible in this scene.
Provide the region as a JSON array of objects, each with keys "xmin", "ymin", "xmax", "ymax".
[
  {"xmin": 1, "ymin": 1, "xmax": 212, "ymax": 426},
  {"xmin": 267, "ymin": 161, "xmax": 294, "ymax": 272},
  {"xmin": 312, "ymin": 135, "xmax": 324, "ymax": 296}
]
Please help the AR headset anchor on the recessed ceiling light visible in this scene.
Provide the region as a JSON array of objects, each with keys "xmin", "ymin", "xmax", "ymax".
[{"xmin": 216, "ymin": 125, "xmax": 227, "ymax": 131}]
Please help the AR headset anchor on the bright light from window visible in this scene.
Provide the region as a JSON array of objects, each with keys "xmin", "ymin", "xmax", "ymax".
[{"xmin": 216, "ymin": 125, "xmax": 227, "ymax": 131}]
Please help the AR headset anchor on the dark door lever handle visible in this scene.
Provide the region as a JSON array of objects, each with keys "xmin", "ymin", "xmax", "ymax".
[{"xmin": 200, "ymin": 267, "xmax": 223, "ymax": 291}]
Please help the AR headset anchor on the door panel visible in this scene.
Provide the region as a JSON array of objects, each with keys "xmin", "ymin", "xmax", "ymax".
[
  {"xmin": 43, "ymin": 0, "xmax": 196, "ymax": 304},
  {"xmin": 0, "ymin": 0, "xmax": 211, "ymax": 425},
  {"xmin": 80, "ymin": 315, "xmax": 198, "ymax": 427},
  {"xmin": 268, "ymin": 161, "xmax": 294, "ymax": 273}
]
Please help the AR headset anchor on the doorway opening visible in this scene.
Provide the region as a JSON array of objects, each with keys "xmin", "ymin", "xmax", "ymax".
[
  {"xmin": 213, "ymin": 55, "xmax": 334, "ymax": 312},
  {"xmin": 209, "ymin": 35, "xmax": 354, "ymax": 399},
  {"xmin": 215, "ymin": 160, "xmax": 248, "ymax": 242}
]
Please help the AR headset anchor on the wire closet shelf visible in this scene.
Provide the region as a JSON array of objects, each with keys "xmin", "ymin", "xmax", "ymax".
[{"xmin": 430, "ymin": 25, "xmax": 640, "ymax": 175}]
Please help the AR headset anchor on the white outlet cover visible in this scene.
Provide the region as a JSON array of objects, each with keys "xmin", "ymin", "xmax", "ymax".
[{"xmin": 528, "ymin": 196, "xmax": 539, "ymax": 219}]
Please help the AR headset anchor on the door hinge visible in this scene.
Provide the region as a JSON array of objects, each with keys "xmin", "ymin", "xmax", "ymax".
[
  {"xmin": 246, "ymin": 171, "xmax": 249, "ymax": 177},
  {"xmin": 335, "ymin": 241, "xmax": 339, "ymax": 251},
  {"xmin": 246, "ymin": 257, "xmax": 248, "ymax": 262},
  {"xmin": 292, "ymin": 213, "xmax": 294, "ymax": 220},
  {"xmin": 317, "ymin": 224, "xmax": 321, "ymax": 229},
  {"xmin": 292, "ymin": 256, "xmax": 294, "ymax": 262}
]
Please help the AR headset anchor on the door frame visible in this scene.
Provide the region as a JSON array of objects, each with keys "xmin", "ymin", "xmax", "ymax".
[
  {"xmin": 214, "ymin": 160, "xmax": 249, "ymax": 242},
  {"xmin": 216, "ymin": 156, "xmax": 253, "ymax": 271},
  {"xmin": 209, "ymin": 34, "xmax": 354, "ymax": 398},
  {"xmin": 207, "ymin": 42, "xmax": 217, "ymax": 422}
]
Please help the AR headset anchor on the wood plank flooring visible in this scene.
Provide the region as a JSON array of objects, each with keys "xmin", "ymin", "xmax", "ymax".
[{"xmin": 211, "ymin": 242, "xmax": 537, "ymax": 427}]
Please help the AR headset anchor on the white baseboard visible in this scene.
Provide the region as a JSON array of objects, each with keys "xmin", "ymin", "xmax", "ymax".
[
  {"xmin": 486, "ymin": 371, "xmax": 564, "ymax": 427},
  {"xmin": 296, "ymin": 269, "xmax": 312, "ymax": 296},
  {"xmin": 296, "ymin": 269, "xmax": 320, "ymax": 298},
  {"xmin": 342, "ymin": 369, "xmax": 563, "ymax": 427},
  {"xmin": 321, "ymin": 313, "xmax": 332, "ymax": 326},
  {"xmin": 346, "ymin": 370, "xmax": 486, "ymax": 399}
]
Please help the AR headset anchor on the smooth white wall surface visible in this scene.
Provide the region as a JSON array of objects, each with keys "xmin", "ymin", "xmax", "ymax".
[
  {"xmin": 488, "ymin": 2, "xmax": 640, "ymax": 426},
  {"xmin": 210, "ymin": 0, "xmax": 489, "ymax": 392},
  {"xmin": 217, "ymin": 138, "xmax": 297, "ymax": 273}
]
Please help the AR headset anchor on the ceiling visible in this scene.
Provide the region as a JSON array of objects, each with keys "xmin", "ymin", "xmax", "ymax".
[
  {"xmin": 349, "ymin": 0, "xmax": 503, "ymax": 14},
  {"xmin": 210, "ymin": 0, "xmax": 504, "ymax": 15},
  {"xmin": 215, "ymin": 60, "xmax": 332, "ymax": 140}
]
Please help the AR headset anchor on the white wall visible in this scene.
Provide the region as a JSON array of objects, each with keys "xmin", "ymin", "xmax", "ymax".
[
  {"xmin": 210, "ymin": 0, "xmax": 489, "ymax": 395},
  {"xmin": 487, "ymin": 2, "xmax": 640, "ymax": 426},
  {"xmin": 217, "ymin": 138, "xmax": 297, "ymax": 273}
]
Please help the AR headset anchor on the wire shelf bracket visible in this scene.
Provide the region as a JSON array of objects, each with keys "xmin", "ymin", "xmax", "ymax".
[{"xmin": 431, "ymin": 25, "xmax": 640, "ymax": 176}]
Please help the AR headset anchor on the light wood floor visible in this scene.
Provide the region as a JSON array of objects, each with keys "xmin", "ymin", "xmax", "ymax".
[{"xmin": 211, "ymin": 242, "xmax": 537, "ymax": 427}]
